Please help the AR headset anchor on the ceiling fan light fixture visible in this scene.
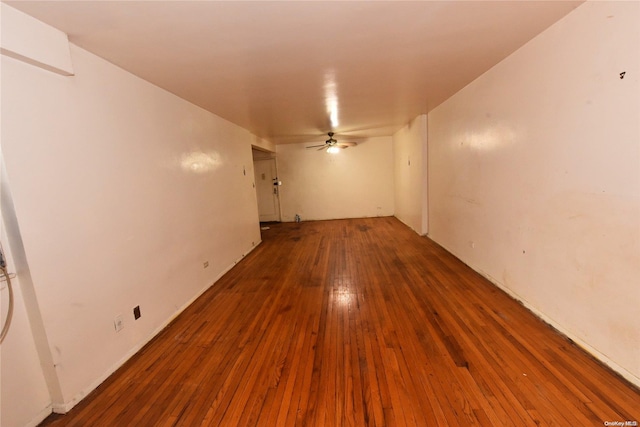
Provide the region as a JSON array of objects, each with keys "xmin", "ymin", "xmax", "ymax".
[{"xmin": 306, "ymin": 132, "xmax": 357, "ymax": 152}]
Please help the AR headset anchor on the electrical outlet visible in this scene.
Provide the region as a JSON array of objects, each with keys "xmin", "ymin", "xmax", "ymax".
[
  {"xmin": 114, "ymin": 315, "xmax": 124, "ymax": 332},
  {"xmin": 203, "ymin": 261, "xmax": 209, "ymax": 268},
  {"xmin": 133, "ymin": 305, "xmax": 141, "ymax": 320}
]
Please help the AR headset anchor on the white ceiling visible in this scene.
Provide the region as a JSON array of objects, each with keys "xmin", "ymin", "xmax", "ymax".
[{"xmin": 7, "ymin": 1, "xmax": 583, "ymax": 144}]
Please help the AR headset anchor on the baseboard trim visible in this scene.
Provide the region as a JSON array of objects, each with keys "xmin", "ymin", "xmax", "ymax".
[
  {"xmin": 430, "ymin": 237, "xmax": 640, "ymax": 390},
  {"xmin": 23, "ymin": 405, "xmax": 53, "ymax": 427},
  {"xmin": 53, "ymin": 240, "xmax": 262, "ymax": 414}
]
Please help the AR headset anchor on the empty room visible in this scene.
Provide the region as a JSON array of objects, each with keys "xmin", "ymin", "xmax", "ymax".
[{"xmin": 1, "ymin": 1, "xmax": 639, "ymax": 426}]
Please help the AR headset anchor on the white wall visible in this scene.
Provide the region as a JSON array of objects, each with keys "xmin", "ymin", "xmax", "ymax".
[
  {"xmin": 1, "ymin": 7, "xmax": 63, "ymax": 424},
  {"xmin": 2, "ymin": 31, "xmax": 261, "ymax": 419},
  {"xmin": 393, "ymin": 115, "xmax": 428, "ymax": 235},
  {"xmin": 0, "ymin": 3, "xmax": 73, "ymax": 76},
  {"xmin": 276, "ymin": 137, "xmax": 394, "ymax": 222},
  {"xmin": 251, "ymin": 135, "xmax": 276, "ymax": 153},
  {"xmin": 1, "ymin": 173, "xmax": 52, "ymax": 427},
  {"xmin": 428, "ymin": 1, "xmax": 639, "ymax": 385}
]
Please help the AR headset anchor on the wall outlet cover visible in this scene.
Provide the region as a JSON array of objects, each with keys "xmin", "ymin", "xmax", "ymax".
[{"xmin": 114, "ymin": 315, "xmax": 124, "ymax": 332}]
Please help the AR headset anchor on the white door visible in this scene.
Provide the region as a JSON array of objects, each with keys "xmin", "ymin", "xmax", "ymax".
[{"xmin": 254, "ymin": 158, "xmax": 281, "ymax": 222}]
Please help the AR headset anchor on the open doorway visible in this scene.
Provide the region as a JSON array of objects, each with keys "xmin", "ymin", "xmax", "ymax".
[{"xmin": 252, "ymin": 149, "xmax": 281, "ymax": 223}]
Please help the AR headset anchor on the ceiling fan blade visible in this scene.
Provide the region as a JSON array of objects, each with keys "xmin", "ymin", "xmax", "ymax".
[
  {"xmin": 337, "ymin": 142, "xmax": 357, "ymax": 147},
  {"xmin": 336, "ymin": 123, "xmax": 400, "ymax": 135},
  {"xmin": 306, "ymin": 144, "xmax": 326, "ymax": 148},
  {"xmin": 317, "ymin": 146, "xmax": 328, "ymax": 151}
]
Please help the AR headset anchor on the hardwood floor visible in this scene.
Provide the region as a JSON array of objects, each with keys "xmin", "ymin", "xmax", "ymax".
[{"xmin": 41, "ymin": 217, "xmax": 640, "ymax": 426}]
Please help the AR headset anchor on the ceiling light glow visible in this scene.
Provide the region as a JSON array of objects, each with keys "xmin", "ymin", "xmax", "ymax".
[
  {"xmin": 180, "ymin": 151, "xmax": 221, "ymax": 173},
  {"xmin": 324, "ymin": 71, "xmax": 339, "ymax": 128}
]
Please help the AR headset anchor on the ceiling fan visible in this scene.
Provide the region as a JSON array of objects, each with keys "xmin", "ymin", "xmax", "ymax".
[{"xmin": 306, "ymin": 132, "xmax": 357, "ymax": 153}]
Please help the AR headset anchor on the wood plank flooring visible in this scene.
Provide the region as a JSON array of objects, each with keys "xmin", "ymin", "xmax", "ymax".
[{"xmin": 41, "ymin": 217, "xmax": 640, "ymax": 426}]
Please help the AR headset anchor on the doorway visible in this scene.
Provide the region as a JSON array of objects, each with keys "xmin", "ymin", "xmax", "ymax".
[{"xmin": 253, "ymin": 156, "xmax": 281, "ymax": 223}]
